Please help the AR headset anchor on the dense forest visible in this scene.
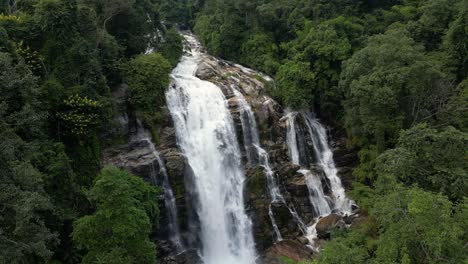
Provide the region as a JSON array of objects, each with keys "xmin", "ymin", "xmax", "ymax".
[{"xmin": 0, "ymin": 0, "xmax": 467, "ymax": 263}]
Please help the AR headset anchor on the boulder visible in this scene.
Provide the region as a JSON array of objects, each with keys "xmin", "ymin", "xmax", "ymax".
[
  {"xmin": 278, "ymin": 163, "xmax": 301, "ymax": 179},
  {"xmin": 102, "ymin": 139, "xmax": 157, "ymax": 182},
  {"xmin": 315, "ymin": 214, "xmax": 345, "ymax": 239},
  {"xmin": 263, "ymin": 239, "xmax": 314, "ymax": 263},
  {"xmin": 195, "ymin": 61, "xmax": 217, "ymax": 80},
  {"xmin": 160, "ymin": 248, "xmax": 202, "ymax": 264}
]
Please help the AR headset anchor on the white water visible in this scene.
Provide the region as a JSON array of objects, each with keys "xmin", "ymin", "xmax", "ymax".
[
  {"xmin": 233, "ymin": 88, "xmax": 312, "ymax": 241},
  {"xmin": 298, "ymin": 169, "xmax": 331, "ymax": 217},
  {"xmin": 285, "ymin": 112, "xmax": 300, "ymax": 165},
  {"xmin": 233, "ymin": 88, "xmax": 260, "ymax": 167},
  {"xmin": 144, "ymin": 138, "xmax": 185, "ymax": 252},
  {"xmin": 302, "ymin": 113, "xmax": 352, "ymax": 213},
  {"xmin": 233, "ymin": 88, "xmax": 283, "ymax": 240},
  {"xmin": 166, "ymin": 33, "xmax": 257, "ymax": 264},
  {"xmin": 284, "ymin": 111, "xmax": 352, "ymax": 247}
]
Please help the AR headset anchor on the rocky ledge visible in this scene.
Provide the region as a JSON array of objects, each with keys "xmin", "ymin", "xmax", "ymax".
[{"xmin": 102, "ymin": 44, "xmax": 361, "ymax": 263}]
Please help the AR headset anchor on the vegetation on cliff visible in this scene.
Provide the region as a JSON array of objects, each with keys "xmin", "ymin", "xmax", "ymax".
[
  {"xmin": 0, "ymin": 0, "xmax": 467, "ymax": 263},
  {"xmin": 188, "ymin": 0, "xmax": 467, "ymax": 263},
  {"xmin": 0, "ymin": 0, "xmax": 179, "ymax": 263}
]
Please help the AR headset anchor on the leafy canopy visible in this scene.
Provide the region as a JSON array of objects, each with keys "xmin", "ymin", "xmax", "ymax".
[{"xmin": 73, "ymin": 166, "xmax": 159, "ymax": 264}]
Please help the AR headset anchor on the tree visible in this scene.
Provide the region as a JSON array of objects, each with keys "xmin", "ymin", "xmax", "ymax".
[
  {"xmin": 272, "ymin": 60, "xmax": 315, "ymax": 109},
  {"xmin": 341, "ymin": 28, "xmax": 449, "ymax": 149},
  {"xmin": 0, "ymin": 52, "xmax": 44, "ymax": 140},
  {"xmin": 370, "ymin": 187, "xmax": 466, "ymax": 263},
  {"xmin": 240, "ymin": 32, "xmax": 279, "ymax": 75},
  {"xmin": 157, "ymin": 26, "xmax": 183, "ymax": 67},
  {"xmin": 443, "ymin": 5, "xmax": 468, "ymax": 80},
  {"xmin": 122, "ymin": 53, "xmax": 171, "ymax": 112},
  {"xmin": 0, "ymin": 52, "xmax": 59, "ymax": 263},
  {"xmin": 376, "ymin": 124, "xmax": 467, "ymax": 200},
  {"xmin": 73, "ymin": 167, "xmax": 159, "ymax": 264},
  {"xmin": 96, "ymin": 0, "xmax": 135, "ymax": 30},
  {"xmin": 406, "ymin": 0, "xmax": 457, "ymax": 51},
  {"xmin": 284, "ymin": 17, "xmax": 363, "ymax": 117}
]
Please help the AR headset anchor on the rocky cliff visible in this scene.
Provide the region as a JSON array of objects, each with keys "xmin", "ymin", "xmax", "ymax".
[{"xmin": 102, "ymin": 36, "xmax": 360, "ymax": 264}]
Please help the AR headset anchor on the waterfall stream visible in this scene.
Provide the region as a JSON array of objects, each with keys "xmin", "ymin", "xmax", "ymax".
[
  {"xmin": 232, "ymin": 88, "xmax": 283, "ymax": 241},
  {"xmin": 233, "ymin": 88, "xmax": 313, "ymax": 241},
  {"xmin": 132, "ymin": 123, "xmax": 185, "ymax": 253},
  {"xmin": 144, "ymin": 138, "xmax": 185, "ymax": 253},
  {"xmin": 166, "ymin": 33, "xmax": 257, "ymax": 264},
  {"xmin": 285, "ymin": 111, "xmax": 352, "ymax": 247},
  {"xmin": 302, "ymin": 113, "xmax": 351, "ymax": 213}
]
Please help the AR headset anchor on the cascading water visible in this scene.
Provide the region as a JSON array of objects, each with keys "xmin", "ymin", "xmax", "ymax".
[
  {"xmin": 232, "ymin": 88, "xmax": 282, "ymax": 240},
  {"xmin": 144, "ymin": 138, "xmax": 185, "ymax": 253},
  {"xmin": 285, "ymin": 112, "xmax": 332, "ymax": 217},
  {"xmin": 284, "ymin": 111, "xmax": 352, "ymax": 247},
  {"xmin": 132, "ymin": 124, "xmax": 184, "ymax": 253},
  {"xmin": 302, "ymin": 113, "xmax": 352, "ymax": 213},
  {"xmin": 232, "ymin": 88, "xmax": 309, "ymax": 241},
  {"xmin": 298, "ymin": 169, "xmax": 331, "ymax": 217},
  {"xmin": 166, "ymin": 33, "xmax": 257, "ymax": 264}
]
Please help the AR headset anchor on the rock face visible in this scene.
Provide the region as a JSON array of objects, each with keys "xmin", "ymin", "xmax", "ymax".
[
  {"xmin": 315, "ymin": 214, "xmax": 346, "ymax": 239},
  {"xmin": 102, "ymin": 36, "xmax": 359, "ymax": 263},
  {"xmin": 263, "ymin": 240, "xmax": 314, "ymax": 263}
]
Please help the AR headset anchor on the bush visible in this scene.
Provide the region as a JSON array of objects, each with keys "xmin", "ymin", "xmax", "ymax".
[
  {"xmin": 122, "ymin": 53, "xmax": 171, "ymax": 113},
  {"xmin": 73, "ymin": 166, "xmax": 159, "ymax": 264}
]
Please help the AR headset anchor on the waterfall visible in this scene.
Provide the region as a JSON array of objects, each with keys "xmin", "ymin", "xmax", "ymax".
[
  {"xmin": 232, "ymin": 88, "xmax": 282, "ymax": 240},
  {"xmin": 302, "ymin": 113, "xmax": 351, "ymax": 213},
  {"xmin": 233, "ymin": 88, "xmax": 311, "ymax": 241},
  {"xmin": 132, "ymin": 123, "xmax": 185, "ymax": 253},
  {"xmin": 284, "ymin": 111, "xmax": 351, "ymax": 247},
  {"xmin": 285, "ymin": 112, "xmax": 300, "ymax": 165},
  {"xmin": 298, "ymin": 169, "xmax": 331, "ymax": 217},
  {"xmin": 166, "ymin": 33, "xmax": 257, "ymax": 264},
  {"xmin": 233, "ymin": 88, "xmax": 260, "ymax": 166},
  {"xmin": 144, "ymin": 138, "xmax": 185, "ymax": 253}
]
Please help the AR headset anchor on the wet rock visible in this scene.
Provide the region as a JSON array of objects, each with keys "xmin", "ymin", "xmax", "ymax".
[
  {"xmin": 278, "ymin": 163, "xmax": 301, "ymax": 179},
  {"xmin": 350, "ymin": 214, "xmax": 368, "ymax": 228},
  {"xmin": 195, "ymin": 61, "xmax": 217, "ymax": 80},
  {"xmin": 315, "ymin": 214, "xmax": 345, "ymax": 239},
  {"xmin": 102, "ymin": 139, "xmax": 156, "ymax": 181},
  {"xmin": 160, "ymin": 248, "xmax": 202, "ymax": 264},
  {"xmin": 160, "ymin": 148, "xmax": 186, "ymax": 183},
  {"xmin": 160, "ymin": 127, "xmax": 177, "ymax": 149},
  {"xmin": 297, "ymin": 236, "xmax": 309, "ymax": 245},
  {"xmin": 263, "ymin": 240, "xmax": 314, "ymax": 263},
  {"xmin": 244, "ymin": 166, "xmax": 273, "ymax": 250}
]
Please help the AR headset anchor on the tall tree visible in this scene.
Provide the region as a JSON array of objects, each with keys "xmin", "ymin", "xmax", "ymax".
[{"xmin": 73, "ymin": 167, "xmax": 159, "ymax": 264}]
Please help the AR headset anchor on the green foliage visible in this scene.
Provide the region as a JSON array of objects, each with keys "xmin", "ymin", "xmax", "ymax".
[
  {"xmin": 316, "ymin": 183, "xmax": 467, "ymax": 264},
  {"xmin": 352, "ymin": 145, "xmax": 380, "ymax": 184},
  {"xmin": 376, "ymin": 124, "xmax": 467, "ymax": 200},
  {"xmin": 370, "ymin": 187, "xmax": 466, "ymax": 263},
  {"xmin": 272, "ymin": 60, "xmax": 315, "ymax": 109},
  {"xmin": 240, "ymin": 32, "xmax": 279, "ymax": 75},
  {"xmin": 0, "ymin": 1, "xmax": 180, "ymax": 262},
  {"xmin": 341, "ymin": 28, "xmax": 448, "ymax": 149},
  {"xmin": 313, "ymin": 229, "xmax": 371, "ymax": 264},
  {"xmin": 72, "ymin": 166, "xmax": 159, "ymax": 264},
  {"xmin": 406, "ymin": 0, "xmax": 458, "ymax": 51},
  {"xmin": 157, "ymin": 27, "xmax": 183, "ymax": 67},
  {"xmin": 34, "ymin": 0, "xmax": 77, "ymax": 40},
  {"xmin": 57, "ymin": 95, "xmax": 101, "ymax": 136},
  {"xmin": 0, "ymin": 128, "xmax": 59, "ymax": 263},
  {"xmin": 437, "ymin": 79, "xmax": 468, "ymax": 131},
  {"xmin": 282, "ymin": 17, "xmax": 363, "ymax": 116},
  {"xmin": 122, "ymin": 53, "xmax": 171, "ymax": 112},
  {"xmin": 0, "ymin": 52, "xmax": 44, "ymax": 139},
  {"xmin": 0, "ymin": 52, "xmax": 59, "ymax": 263},
  {"xmin": 443, "ymin": 5, "xmax": 468, "ymax": 80}
]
